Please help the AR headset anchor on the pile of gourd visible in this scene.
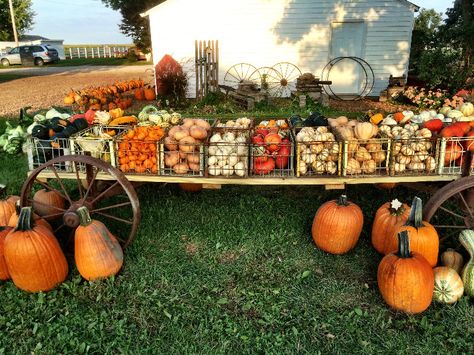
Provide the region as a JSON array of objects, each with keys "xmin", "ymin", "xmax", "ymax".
[
  {"xmin": 328, "ymin": 117, "xmax": 384, "ymax": 175},
  {"xmin": 207, "ymin": 131, "xmax": 248, "ymax": 177},
  {"xmin": 0, "ymin": 193, "xmax": 123, "ymax": 293},
  {"xmin": 215, "ymin": 117, "xmax": 252, "ymax": 129},
  {"xmin": 295, "ymin": 127, "xmax": 339, "ymax": 175}
]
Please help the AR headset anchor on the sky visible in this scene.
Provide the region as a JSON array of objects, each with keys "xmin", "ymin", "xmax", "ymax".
[{"xmin": 27, "ymin": 0, "xmax": 455, "ymax": 45}]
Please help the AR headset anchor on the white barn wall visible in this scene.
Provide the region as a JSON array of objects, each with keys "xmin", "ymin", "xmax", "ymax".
[{"xmin": 146, "ymin": 0, "xmax": 416, "ymax": 97}]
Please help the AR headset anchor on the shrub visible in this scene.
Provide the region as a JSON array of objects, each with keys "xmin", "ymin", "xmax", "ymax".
[{"xmin": 154, "ymin": 55, "xmax": 188, "ymax": 107}]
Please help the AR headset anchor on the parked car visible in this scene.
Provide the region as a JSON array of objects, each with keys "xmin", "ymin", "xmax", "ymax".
[{"xmin": 0, "ymin": 45, "xmax": 59, "ymax": 66}]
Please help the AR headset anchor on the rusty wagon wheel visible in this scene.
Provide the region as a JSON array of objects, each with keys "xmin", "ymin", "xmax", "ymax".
[
  {"xmin": 423, "ymin": 176, "xmax": 474, "ymax": 246},
  {"xmin": 20, "ymin": 155, "xmax": 140, "ymax": 249},
  {"xmin": 223, "ymin": 63, "xmax": 258, "ymax": 89},
  {"xmin": 249, "ymin": 66, "xmax": 283, "ymax": 96},
  {"xmin": 271, "ymin": 62, "xmax": 302, "ymax": 97}
]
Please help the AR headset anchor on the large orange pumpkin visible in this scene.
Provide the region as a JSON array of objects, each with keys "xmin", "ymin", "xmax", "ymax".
[
  {"xmin": 312, "ymin": 195, "xmax": 364, "ymax": 254},
  {"xmin": 74, "ymin": 207, "xmax": 123, "ymax": 281},
  {"xmin": 385, "ymin": 196, "xmax": 439, "ymax": 266},
  {"xmin": 179, "ymin": 183, "xmax": 203, "ymax": 193},
  {"xmin": 377, "ymin": 230, "xmax": 434, "ymax": 314},
  {"xmin": 4, "ymin": 207, "xmax": 68, "ymax": 292},
  {"xmin": 371, "ymin": 200, "xmax": 411, "ymax": 254},
  {"xmin": 8, "ymin": 202, "xmax": 53, "ymax": 232},
  {"xmin": 0, "ymin": 226, "xmax": 13, "ymax": 280},
  {"xmin": 33, "ymin": 189, "xmax": 66, "ymax": 218},
  {"xmin": 0, "ymin": 196, "xmax": 17, "ymax": 226}
]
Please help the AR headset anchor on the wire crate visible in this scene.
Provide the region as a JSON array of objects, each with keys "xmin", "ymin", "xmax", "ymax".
[
  {"xmin": 160, "ymin": 141, "xmax": 205, "ymax": 177},
  {"xmin": 70, "ymin": 126, "xmax": 128, "ymax": 168},
  {"xmin": 389, "ymin": 138, "xmax": 439, "ymax": 176},
  {"xmin": 114, "ymin": 127, "xmax": 163, "ymax": 175},
  {"xmin": 341, "ymin": 138, "xmax": 391, "ymax": 177},
  {"xmin": 438, "ymin": 137, "xmax": 474, "ymax": 175},
  {"xmin": 26, "ymin": 136, "xmax": 73, "ymax": 172},
  {"xmin": 206, "ymin": 128, "xmax": 250, "ymax": 178},
  {"xmin": 294, "ymin": 127, "xmax": 342, "ymax": 177},
  {"xmin": 249, "ymin": 127, "xmax": 294, "ymax": 177}
]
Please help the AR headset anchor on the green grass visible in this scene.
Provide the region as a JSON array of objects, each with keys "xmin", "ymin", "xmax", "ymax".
[
  {"xmin": 53, "ymin": 58, "xmax": 151, "ymax": 67},
  {"xmin": 0, "ymin": 73, "xmax": 28, "ymax": 83},
  {"xmin": 0, "ymin": 118, "xmax": 473, "ymax": 354}
]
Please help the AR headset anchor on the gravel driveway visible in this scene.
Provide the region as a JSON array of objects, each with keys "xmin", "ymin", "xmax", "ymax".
[{"xmin": 0, "ymin": 65, "xmax": 154, "ymax": 117}]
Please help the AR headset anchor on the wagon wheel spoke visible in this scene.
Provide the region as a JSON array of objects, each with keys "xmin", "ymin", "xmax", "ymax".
[
  {"xmin": 458, "ymin": 192, "xmax": 473, "ymax": 218},
  {"xmin": 82, "ymin": 167, "xmax": 99, "ymax": 202},
  {"xmin": 438, "ymin": 206, "xmax": 465, "ymax": 220},
  {"xmin": 90, "ymin": 201, "xmax": 132, "ymax": 214},
  {"xmin": 50, "ymin": 166, "xmax": 73, "ymax": 205},
  {"xmin": 93, "ymin": 211, "xmax": 133, "ymax": 225},
  {"xmin": 89, "ymin": 181, "xmax": 121, "ymax": 205},
  {"xmin": 27, "ymin": 198, "xmax": 66, "ymax": 213},
  {"xmin": 37, "ymin": 211, "xmax": 67, "ymax": 220},
  {"xmin": 433, "ymin": 225, "xmax": 467, "ymax": 229},
  {"xmin": 54, "ymin": 223, "xmax": 66, "ymax": 234},
  {"xmin": 74, "ymin": 161, "xmax": 84, "ymax": 199}
]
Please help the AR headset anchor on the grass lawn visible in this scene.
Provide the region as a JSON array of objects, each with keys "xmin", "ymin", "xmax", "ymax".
[
  {"xmin": 0, "ymin": 73, "xmax": 29, "ymax": 84},
  {"xmin": 0, "ymin": 117, "xmax": 473, "ymax": 353},
  {"xmin": 53, "ymin": 57, "xmax": 152, "ymax": 67}
]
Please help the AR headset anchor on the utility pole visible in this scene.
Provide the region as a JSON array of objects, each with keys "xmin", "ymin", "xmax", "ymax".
[{"xmin": 8, "ymin": 0, "xmax": 19, "ymax": 46}]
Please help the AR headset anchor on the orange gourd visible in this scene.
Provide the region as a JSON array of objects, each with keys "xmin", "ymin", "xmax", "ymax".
[
  {"xmin": 8, "ymin": 201, "xmax": 53, "ymax": 232},
  {"xmin": 377, "ymin": 230, "xmax": 434, "ymax": 313},
  {"xmin": 4, "ymin": 207, "xmax": 68, "ymax": 292},
  {"xmin": 144, "ymin": 86, "xmax": 156, "ymax": 101},
  {"xmin": 33, "ymin": 189, "xmax": 66, "ymax": 218},
  {"xmin": 74, "ymin": 207, "xmax": 123, "ymax": 281},
  {"xmin": 135, "ymin": 88, "xmax": 145, "ymax": 100},
  {"xmin": 0, "ymin": 226, "xmax": 12, "ymax": 280},
  {"xmin": 312, "ymin": 195, "xmax": 364, "ymax": 254},
  {"xmin": 386, "ymin": 196, "xmax": 439, "ymax": 266},
  {"xmin": 179, "ymin": 183, "xmax": 203, "ymax": 192},
  {"xmin": 0, "ymin": 196, "xmax": 17, "ymax": 226},
  {"xmin": 371, "ymin": 200, "xmax": 411, "ymax": 254}
]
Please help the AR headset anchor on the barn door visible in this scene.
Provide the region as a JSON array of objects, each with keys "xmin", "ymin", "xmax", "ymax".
[{"xmin": 329, "ymin": 22, "xmax": 365, "ymax": 95}]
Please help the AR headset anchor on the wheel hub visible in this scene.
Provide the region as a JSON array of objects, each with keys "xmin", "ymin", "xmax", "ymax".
[
  {"xmin": 63, "ymin": 200, "xmax": 94, "ymax": 228},
  {"xmin": 280, "ymin": 78, "xmax": 288, "ymax": 87},
  {"xmin": 464, "ymin": 216, "xmax": 474, "ymax": 229}
]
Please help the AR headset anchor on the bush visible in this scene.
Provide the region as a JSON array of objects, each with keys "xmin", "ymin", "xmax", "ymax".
[{"xmin": 155, "ymin": 55, "xmax": 188, "ymax": 107}]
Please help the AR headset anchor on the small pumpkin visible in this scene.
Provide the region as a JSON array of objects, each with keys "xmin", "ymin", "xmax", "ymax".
[
  {"xmin": 4, "ymin": 207, "xmax": 68, "ymax": 292},
  {"xmin": 371, "ymin": 199, "xmax": 411, "ymax": 254},
  {"xmin": 354, "ymin": 122, "xmax": 378, "ymax": 140},
  {"xmin": 0, "ymin": 226, "xmax": 13, "ymax": 280},
  {"xmin": 75, "ymin": 207, "xmax": 123, "ymax": 281},
  {"xmin": 369, "ymin": 113, "xmax": 384, "ymax": 125},
  {"xmin": 433, "ymin": 266, "xmax": 464, "ymax": 304},
  {"xmin": 144, "ymin": 86, "xmax": 156, "ymax": 101},
  {"xmin": 440, "ymin": 248, "xmax": 464, "ymax": 274},
  {"xmin": 33, "ymin": 189, "xmax": 66, "ymax": 218},
  {"xmin": 312, "ymin": 195, "xmax": 363, "ymax": 255},
  {"xmin": 135, "ymin": 88, "xmax": 145, "ymax": 100},
  {"xmin": 0, "ymin": 196, "xmax": 17, "ymax": 226},
  {"xmin": 459, "ymin": 229, "xmax": 474, "ymax": 297},
  {"xmin": 393, "ymin": 112, "xmax": 405, "ymax": 123},
  {"xmin": 8, "ymin": 201, "xmax": 53, "ymax": 232},
  {"xmin": 375, "ymin": 183, "xmax": 397, "ymax": 190},
  {"xmin": 387, "ymin": 196, "xmax": 439, "ymax": 267},
  {"xmin": 179, "ymin": 183, "xmax": 203, "ymax": 193},
  {"xmin": 377, "ymin": 230, "xmax": 434, "ymax": 314}
]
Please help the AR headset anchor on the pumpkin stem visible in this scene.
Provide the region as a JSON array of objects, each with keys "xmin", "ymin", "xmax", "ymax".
[
  {"xmin": 397, "ymin": 230, "xmax": 412, "ymax": 258},
  {"xmin": 77, "ymin": 206, "xmax": 92, "ymax": 227},
  {"xmin": 337, "ymin": 195, "xmax": 349, "ymax": 206},
  {"xmin": 14, "ymin": 207, "xmax": 34, "ymax": 232},
  {"xmin": 405, "ymin": 196, "xmax": 423, "ymax": 228}
]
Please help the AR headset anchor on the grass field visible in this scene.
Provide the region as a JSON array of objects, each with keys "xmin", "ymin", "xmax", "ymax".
[
  {"xmin": 0, "ymin": 57, "xmax": 151, "ymax": 70},
  {"xmin": 0, "ymin": 119, "xmax": 473, "ymax": 353}
]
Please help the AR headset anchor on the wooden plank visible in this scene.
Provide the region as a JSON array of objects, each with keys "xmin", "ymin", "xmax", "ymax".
[
  {"xmin": 203, "ymin": 183, "xmax": 221, "ymax": 190},
  {"xmin": 32, "ymin": 171, "xmax": 460, "ymax": 186},
  {"xmin": 195, "ymin": 40, "xmax": 198, "ymax": 98},
  {"xmin": 325, "ymin": 184, "xmax": 345, "ymax": 190}
]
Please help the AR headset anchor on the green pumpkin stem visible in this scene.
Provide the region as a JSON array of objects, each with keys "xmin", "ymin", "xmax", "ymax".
[
  {"xmin": 337, "ymin": 195, "xmax": 349, "ymax": 206},
  {"xmin": 405, "ymin": 196, "xmax": 423, "ymax": 228},
  {"xmin": 77, "ymin": 206, "xmax": 92, "ymax": 227},
  {"xmin": 14, "ymin": 207, "xmax": 34, "ymax": 232},
  {"xmin": 397, "ymin": 230, "xmax": 412, "ymax": 258}
]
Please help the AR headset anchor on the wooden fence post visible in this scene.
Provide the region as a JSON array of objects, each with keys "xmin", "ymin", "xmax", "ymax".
[
  {"xmin": 77, "ymin": 47, "xmax": 80, "ymax": 58},
  {"xmin": 69, "ymin": 48, "xmax": 72, "ymax": 59},
  {"xmin": 84, "ymin": 47, "xmax": 87, "ymax": 58}
]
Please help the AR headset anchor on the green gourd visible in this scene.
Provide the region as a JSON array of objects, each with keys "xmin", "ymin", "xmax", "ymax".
[{"xmin": 459, "ymin": 229, "xmax": 474, "ymax": 297}]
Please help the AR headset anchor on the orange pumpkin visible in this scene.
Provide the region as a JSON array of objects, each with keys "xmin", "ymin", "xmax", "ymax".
[
  {"xmin": 444, "ymin": 143, "xmax": 463, "ymax": 164},
  {"xmin": 0, "ymin": 226, "xmax": 13, "ymax": 280},
  {"xmin": 372, "ymin": 200, "xmax": 411, "ymax": 254},
  {"xmin": 4, "ymin": 207, "xmax": 68, "ymax": 292},
  {"xmin": 8, "ymin": 202, "xmax": 53, "ymax": 232},
  {"xmin": 144, "ymin": 86, "xmax": 156, "ymax": 101},
  {"xmin": 386, "ymin": 196, "xmax": 439, "ymax": 266},
  {"xmin": 0, "ymin": 196, "xmax": 17, "ymax": 226},
  {"xmin": 179, "ymin": 183, "xmax": 203, "ymax": 193},
  {"xmin": 375, "ymin": 183, "xmax": 397, "ymax": 190},
  {"xmin": 135, "ymin": 88, "xmax": 145, "ymax": 101},
  {"xmin": 393, "ymin": 112, "xmax": 405, "ymax": 123},
  {"xmin": 33, "ymin": 189, "xmax": 66, "ymax": 218},
  {"xmin": 312, "ymin": 195, "xmax": 364, "ymax": 254},
  {"xmin": 74, "ymin": 207, "xmax": 123, "ymax": 281},
  {"xmin": 377, "ymin": 230, "xmax": 434, "ymax": 314}
]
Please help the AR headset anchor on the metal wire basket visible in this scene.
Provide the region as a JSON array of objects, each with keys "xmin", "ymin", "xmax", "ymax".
[
  {"xmin": 438, "ymin": 137, "xmax": 474, "ymax": 175},
  {"xmin": 26, "ymin": 136, "xmax": 73, "ymax": 172},
  {"xmin": 389, "ymin": 138, "xmax": 439, "ymax": 176}
]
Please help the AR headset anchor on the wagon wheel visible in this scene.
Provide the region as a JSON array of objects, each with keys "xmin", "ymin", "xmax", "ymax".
[
  {"xmin": 223, "ymin": 63, "xmax": 258, "ymax": 89},
  {"xmin": 423, "ymin": 176, "xmax": 474, "ymax": 248},
  {"xmin": 249, "ymin": 67, "xmax": 283, "ymax": 96},
  {"xmin": 20, "ymin": 155, "xmax": 140, "ymax": 249},
  {"xmin": 271, "ymin": 62, "xmax": 302, "ymax": 97}
]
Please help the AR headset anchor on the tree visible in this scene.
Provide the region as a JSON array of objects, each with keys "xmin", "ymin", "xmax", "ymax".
[
  {"xmin": 101, "ymin": 0, "xmax": 165, "ymax": 50},
  {"xmin": 0, "ymin": 0, "xmax": 35, "ymax": 41}
]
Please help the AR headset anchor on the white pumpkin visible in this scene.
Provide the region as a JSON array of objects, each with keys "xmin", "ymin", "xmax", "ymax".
[
  {"xmin": 460, "ymin": 102, "xmax": 474, "ymax": 117},
  {"xmin": 447, "ymin": 110, "xmax": 464, "ymax": 119},
  {"xmin": 439, "ymin": 106, "xmax": 452, "ymax": 116}
]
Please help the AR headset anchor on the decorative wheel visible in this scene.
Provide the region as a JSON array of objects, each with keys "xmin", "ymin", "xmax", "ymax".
[
  {"xmin": 271, "ymin": 62, "xmax": 302, "ymax": 97},
  {"xmin": 249, "ymin": 67, "xmax": 283, "ymax": 96},
  {"xmin": 20, "ymin": 155, "xmax": 140, "ymax": 248},
  {"xmin": 223, "ymin": 63, "xmax": 258, "ymax": 89},
  {"xmin": 423, "ymin": 176, "xmax": 474, "ymax": 247}
]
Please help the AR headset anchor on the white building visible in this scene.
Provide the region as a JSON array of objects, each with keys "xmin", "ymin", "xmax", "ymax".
[
  {"xmin": 0, "ymin": 35, "xmax": 66, "ymax": 60},
  {"xmin": 142, "ymin": 0, "xmax": 419, "ymax": 97}
]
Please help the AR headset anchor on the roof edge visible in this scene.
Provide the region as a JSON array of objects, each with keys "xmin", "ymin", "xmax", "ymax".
[{"xmin": 398, "ymin": 0, "xmax": 420, "ymax": 12}]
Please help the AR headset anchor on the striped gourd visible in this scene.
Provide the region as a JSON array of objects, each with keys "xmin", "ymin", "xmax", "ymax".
[
  {"xmin": 459, "ymin": 230, "xmax": 474, "ymax": 297},
  {"xmin": 433, "ymin": 267, "xmax": 464, "ymax": 304}
]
